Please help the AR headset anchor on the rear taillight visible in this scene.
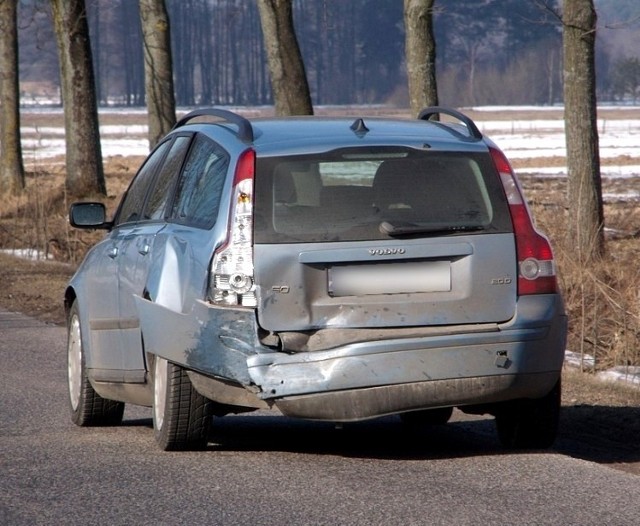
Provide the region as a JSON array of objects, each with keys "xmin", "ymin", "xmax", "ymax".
[
  {"xmin": 490, "ymin": 146, "xmax": 558, "ymax": 295},
  {"xmin": 209, "ymin": 149, "xmax": 257, "ymax": 307}
]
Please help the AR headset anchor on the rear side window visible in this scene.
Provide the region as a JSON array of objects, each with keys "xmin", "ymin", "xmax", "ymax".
[
  {"xmin": 116, "ymin": 140, "xmax": 171, "ymax": 225},
  {"xmin": 143, "ymin": 136, "xmax": 192, "ymax": 221},
  {"xmin": 255, "ymin": 149, "xmax": 512, "ymax": 243},
  {"xmin": 171, "ymin": 134, "xmax": 230, "ymax": 229}
]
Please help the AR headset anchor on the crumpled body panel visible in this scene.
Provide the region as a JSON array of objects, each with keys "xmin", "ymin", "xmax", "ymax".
[
  {"xmin": 135, "ymin": 297, "xmax": 261, "ymax": 386},
  {"xmin": 135, "ymin": 294, "xmax": 567, "ymax": 421}
]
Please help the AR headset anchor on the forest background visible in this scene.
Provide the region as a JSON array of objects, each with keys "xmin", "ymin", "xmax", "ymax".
[{"xmin": 17, "ymin": 0, "xmax": 640, "ymax": 108}]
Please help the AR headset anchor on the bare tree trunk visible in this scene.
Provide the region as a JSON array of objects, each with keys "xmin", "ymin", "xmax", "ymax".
[
  {"xmin": 91, "ymin": 3, "xmax": 103, "ymax": 104},
  {"xmin": 256, "ymin": 0, "xmax": 313, "ymax": 116},
  {"xmin": 139, "ymin": 0, "xmax": 176, "ymax": 149},
  {"xmin": 546, "ymin": 49, "xmax": 556, "ymax": 105},
  {"xmin": 404, "ymin": 0, "xmax": 438, "ymax": 116},
  {"xmin": 122, "ymin": 0, "xmax": 145, "ymax": 106},
  {"xmin": 51, "ymin": 0, "xmax": 106, "ymax": 197},
  {"xmin": 0, "ymin": 0, "xmax": 25, "ymax": 195},
  {"xmin": 467, "ymin": 44, "xmax": 478, "ymax": 107},
  {"xmin": 563, "ymin": 0, "xmax": 604, "ymax": 260}
]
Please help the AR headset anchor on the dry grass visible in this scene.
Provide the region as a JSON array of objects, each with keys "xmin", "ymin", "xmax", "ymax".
[
  {"xmin": 0, "ymin": 251, "xmax": 74, "ymax": 324},
  {"xmin": 559, "ymin": 249, "xmax": 640, "ymax": 370},
  {"xmin": 526, "ymin": 175, "xmax": 640, "ymax": 371},
  {"xmin": 0, "ymin": 156, "xmax": 141, "ymax": 325},
  {"xmin": 0, "ymin": 156, "xmax": 142, "ymax": 266}
]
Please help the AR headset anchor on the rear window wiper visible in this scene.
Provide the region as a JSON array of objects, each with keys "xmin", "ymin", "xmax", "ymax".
[{"xmin": 379, "ymin": 221, "xmax": 485, "ymax": 237}]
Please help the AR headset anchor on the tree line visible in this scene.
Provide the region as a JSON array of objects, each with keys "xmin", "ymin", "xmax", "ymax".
[
  {"xmin": 13, "ymin": 0, "xmax": 640, "ymax": 108},
  {"xmin": 0, "ymin": 0, "xmax": 618, "ymax": 264}
]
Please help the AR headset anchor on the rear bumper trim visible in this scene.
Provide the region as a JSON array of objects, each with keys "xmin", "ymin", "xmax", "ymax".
[
  {"xmin": 247, "ymin": 314, "xmax": 567, "ymax": 399},
  {"xmin": 274, "ymin": 372, "xmax": 560, "ymax": 421}
]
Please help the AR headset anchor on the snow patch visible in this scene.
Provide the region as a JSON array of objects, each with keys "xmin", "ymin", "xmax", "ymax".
[
  {"xmin": 0, "ymin": 248, "xmax": 53, "ymax": 261},
  {"xmin": 565, "ymin": 350, "xmax": 640, "ymax": 389}
]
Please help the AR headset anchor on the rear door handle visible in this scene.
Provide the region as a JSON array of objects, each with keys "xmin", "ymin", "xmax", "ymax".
[
  {"xmin": 107, "ymin": 247, "xmax": 118, "ymax": 259},
  {"xmin": 138, "ymin": 244, "xmax": 150, "ymax": 256}
]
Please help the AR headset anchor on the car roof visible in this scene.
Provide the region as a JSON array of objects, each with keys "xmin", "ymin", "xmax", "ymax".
[
  {"xmin": 176, "ymin": 112, "xmax": 490, "ymax": 157},
  {"xmin": 249, "ymin": 117, "xmax": 488, "ymax": 155}
]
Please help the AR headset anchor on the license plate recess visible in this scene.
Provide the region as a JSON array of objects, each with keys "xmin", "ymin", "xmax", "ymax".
[{"xmin": 328, "ymin": 260, "xmax": 451, "ymax": 296}]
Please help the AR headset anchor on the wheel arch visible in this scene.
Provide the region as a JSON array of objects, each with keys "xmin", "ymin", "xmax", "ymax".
[
  {"xmin": 64, "ymin": 286, "xmax": 97, "ymax": 370},
  {"xmin": 64, "ymin": 286, "xmax": 77, "ymax": 319}
]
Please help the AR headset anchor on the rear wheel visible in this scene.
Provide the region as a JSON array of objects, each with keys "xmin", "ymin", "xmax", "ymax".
[
  {"xmin": 67, "ymin": 301, "xmax": 124, "ymax": 426},
  {"xmin": 152, "ymin": 356, "xmax": 213, "ymax": 451},
  {"xmin": 495, "ymin": 379, "xmax": 561, "ymax": 449},
  {"xmin": 400, "ymin": 406, "xmax": 454, "ymax": 426}
]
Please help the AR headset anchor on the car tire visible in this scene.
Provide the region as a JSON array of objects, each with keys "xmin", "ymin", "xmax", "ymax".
[
  {"xmin": 152, "ymin": 355, "xmax": 213, "ymax": 451},
  {"xmin": 67, "ymin": 301, "xmax": 125, "ymax": 426},
  {"xmin": 495, "ymin": 379, "xmax": 561, "ymax": 449},
  {"xmin": 399, "ymin": 406, "xmax": 454, "ymax": 426}
]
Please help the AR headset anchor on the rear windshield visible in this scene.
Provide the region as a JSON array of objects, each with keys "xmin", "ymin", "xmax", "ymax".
[{"xmin": 254, "ymin": 148, "xmax": 512, "ymax": 243}]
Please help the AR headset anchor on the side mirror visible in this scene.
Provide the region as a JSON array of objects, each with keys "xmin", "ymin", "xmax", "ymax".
[{"xmin": 69, "ymin": 202, "xmax": 111, "ymax": 230}]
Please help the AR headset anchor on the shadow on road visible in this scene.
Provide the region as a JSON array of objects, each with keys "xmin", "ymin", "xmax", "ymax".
[
  {"xmin": 117, "ymin": 404, "xmax": 640, "ymax": 470},
  {"xmin": 555, "ymin": 404, "xmax": 640, "ymax": 470},
  {"xmin": 202, "ymin": 412, "xmax": 509, "ymax": 460}
]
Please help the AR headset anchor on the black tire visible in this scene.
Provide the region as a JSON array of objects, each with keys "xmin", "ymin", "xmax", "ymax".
[
  {"xmin": 495, "ymin": 379, "xmax": 561, "ymax": 449},
  {"xmin": 400, "ymin": 406, "xmax": 454, "ymax": 426},
  {"xmin": 67, "ymin": 301, "xmax": 125, "ymax": 426},
  {"xmin": 152, "ymin": 355, "xmax": 213, "ymax": 451}
]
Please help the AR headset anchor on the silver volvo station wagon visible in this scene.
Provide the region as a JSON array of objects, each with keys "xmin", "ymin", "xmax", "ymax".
[{"xmin": 66, "ymin": 107, "xmax": 567, "ymax": 451}]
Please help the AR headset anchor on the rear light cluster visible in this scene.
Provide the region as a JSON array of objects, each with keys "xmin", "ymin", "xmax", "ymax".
[
  {"xmin": 209, "ymin": 149, "xmax": 257, "ymax": 307},
  {"xmin": 490, "ymin": 146, "xmax": 558, "ymax": 295}
]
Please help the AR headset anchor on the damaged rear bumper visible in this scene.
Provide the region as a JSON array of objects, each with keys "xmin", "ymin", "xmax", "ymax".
[
  {"xmin": 273, "ymin": 373, "xmax": 559, "ymax": 421},
  {"xmin": 135, "ymin": 295, "xmax": 567, "ymax": 421}
]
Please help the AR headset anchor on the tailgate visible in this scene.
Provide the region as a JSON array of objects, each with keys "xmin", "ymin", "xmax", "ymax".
[{"xmin": 254, "ymin": 234, "xmax": 516, "ymax": 331}]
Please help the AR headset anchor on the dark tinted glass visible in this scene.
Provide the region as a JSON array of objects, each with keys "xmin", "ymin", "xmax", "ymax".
[
  {"xmin": 144, "ymin": 136, "xmax": 192, "ymax": 220},
  {"xmin": 116, "ymin": 140, "xmax": 171, "ymax": 226},
  {"xmin": 171, "ymin": 134, "xmax": 229, "ymax": 229},
  {"xmin": 255, "ymin": 149, "xmax": 512, "ymax": 243}
]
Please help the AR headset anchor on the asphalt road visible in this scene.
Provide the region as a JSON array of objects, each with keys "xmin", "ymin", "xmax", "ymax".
[{"xmin": 2, "ymin": 309, "xmax": 640, "ymax": 526}]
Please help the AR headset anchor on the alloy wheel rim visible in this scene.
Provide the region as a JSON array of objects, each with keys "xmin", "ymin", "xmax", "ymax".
[
  {"xmin": 154, "ymin": 357, "xmax": 167, "ymax": 430},
  {"xmin": 68, "ymin": 315, "xmax": 82, "ymax": 411}
]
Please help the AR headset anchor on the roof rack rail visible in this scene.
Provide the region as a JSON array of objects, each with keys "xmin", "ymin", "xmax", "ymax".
[
  {"xmin": 173, "ymin": 108, "xmax": 254, "ymax": 143},
  {"xmin": 418, "ymin": 106, "xmax": 483, "ymax": 141}
]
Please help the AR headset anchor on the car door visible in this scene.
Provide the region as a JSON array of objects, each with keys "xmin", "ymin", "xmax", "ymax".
[
  {"xmin": 78, "ymin": 137, "xmax": 170, "ymax": 380},
  {"xmin": 140, "ymin": 133, "xmax": 230, "ymax": 312},
  {"xmin": 133, "ymin": 134, "xmax": 232, "ymax": 371},
  {"xmin": 77, "ymin": 230, "xmax": 122, "ymax": 372},
  {"xmin": 80, "ymin": 141, "xmax": 172, "ymax": 377},
  {"xmin": 116, "ymin": 135, "xmax": 194, "ymax": 374}
]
